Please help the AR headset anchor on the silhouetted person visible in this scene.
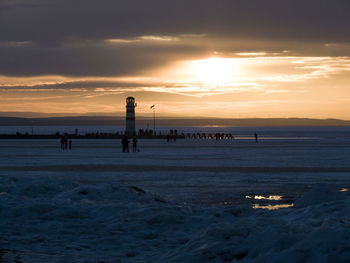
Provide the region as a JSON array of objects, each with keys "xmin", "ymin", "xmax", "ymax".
[
  {"xmin": 125, "ymin": 138, "xmax": 129, "ymax": 152},
  {"xmin": 132, "ymin": 137, "xmax": 138, "ymax": 152},
  {"xmin": 60, "ymin": 136, "xmax": 65, "ymax": 150},
  {"xmin": 254, "ymin": 133, "xmax": 258, "ymax": 143},
  {"xmin": 122, "ymin": 136, "xmax": 129, "ymax": 152},
  {"xmin": 167, "ymin": 134, "xmax": 170, "ymax": 142},
  {"xmin": 173, "ymin": 136, "xmax": 176, "ymax": 142},
  {"xmin": 64, "ymin": 136, "xmax": 68, "ymax": 149},
  {"xmin": 69, "ymin": 140, "xmax": 72, "ymax": 149},
  {"xmin": 75, "ymin": 128, "xmax": 78, "ymax": 136}
]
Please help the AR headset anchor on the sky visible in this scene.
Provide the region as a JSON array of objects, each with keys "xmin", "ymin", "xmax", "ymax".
[{"xmin": 1, "ymin": 0, "xmax": 350, "ymax": 119}]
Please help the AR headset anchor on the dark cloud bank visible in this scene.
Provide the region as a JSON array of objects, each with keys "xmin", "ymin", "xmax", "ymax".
[{"xmin": 1, "ymin": 0, "xmax": 350, "ymax": 77}]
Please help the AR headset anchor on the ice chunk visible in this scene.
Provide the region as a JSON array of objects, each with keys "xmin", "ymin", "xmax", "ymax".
[{"xmin": 294, "ymin": 185, "xmax": 347, "ymax": 208}]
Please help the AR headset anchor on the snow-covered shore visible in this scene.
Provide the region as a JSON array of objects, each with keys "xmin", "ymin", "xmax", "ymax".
[{"xmin": 1, "ymin": 136, "xmax": 350, "ymax": 262}]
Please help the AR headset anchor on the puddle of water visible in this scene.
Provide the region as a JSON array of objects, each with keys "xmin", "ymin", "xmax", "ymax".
[
  {"xmin": 245, "ymin": 195, "xmax": 282, "ymax": 201},
  {"xmin": 245, "ymin": 194, "xmax": 293, "ymax": 210},
  {"xmin": 253, "ymin": 203, "xmax": 294, "ymax": 210}
]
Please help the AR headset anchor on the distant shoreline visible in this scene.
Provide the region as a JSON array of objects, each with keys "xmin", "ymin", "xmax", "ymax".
[
  {"xmin": 0, "ymin": 117, "xmax": 349, "ymax": 127},
  {"xmin": 0, "ymin": 134, "xmax": 179, "ymax": 139}
]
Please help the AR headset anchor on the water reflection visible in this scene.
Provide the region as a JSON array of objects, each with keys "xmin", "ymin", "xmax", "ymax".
[
  {"xmin": 253, "ymin": 203, "xmax": 294, "ymax": 210},
  {"xmin": 245, "ymin": 195, "xmax": 282, "ymax": 200},
  {"xmin": 340, "ymin": 188, "xmax": 348, "ymax": 192},
  {"xmin": 245, "ymin": 194, "xmax": 293, "ymax": 210}
]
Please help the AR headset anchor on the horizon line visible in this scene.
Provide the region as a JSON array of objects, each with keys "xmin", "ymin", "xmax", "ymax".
[{"xmin": 0, "ymin": 115, "xmax": 349, "ymax": 121}]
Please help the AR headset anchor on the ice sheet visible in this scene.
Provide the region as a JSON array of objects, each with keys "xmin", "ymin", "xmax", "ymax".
[{"xmin": 1, "ymin": 135, "xmax": 350, "ymax": 262}]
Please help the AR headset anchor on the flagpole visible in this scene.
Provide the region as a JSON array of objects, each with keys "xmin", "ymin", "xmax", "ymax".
[
  {"xmin": 153, "ymin": 106, "xmax": 156, "ymax": 136},
  {"xmin": 150, "ymin": 105, "xmax": 156, "ymax": 136}
]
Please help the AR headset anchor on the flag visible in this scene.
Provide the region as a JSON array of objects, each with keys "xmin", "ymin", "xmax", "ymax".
[{"xmin": 150, "ymin": 105, "xmax": 155, "ymax": 109}]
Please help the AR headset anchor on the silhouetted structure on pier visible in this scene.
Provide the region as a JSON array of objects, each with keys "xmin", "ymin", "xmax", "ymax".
[{"xmin": 125, "ymin": 97, "xmax": 137, "ymax": 136}]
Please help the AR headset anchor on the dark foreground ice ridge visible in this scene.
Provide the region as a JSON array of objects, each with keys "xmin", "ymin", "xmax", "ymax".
[{"xmin": 1, "ymin": 176, "xmax": 350, "ymax": 263}]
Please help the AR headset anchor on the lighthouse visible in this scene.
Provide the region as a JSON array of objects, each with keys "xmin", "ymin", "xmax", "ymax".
[{"xmin": 125, "ymin": 96, "xmax": 136, "ymax": 136}]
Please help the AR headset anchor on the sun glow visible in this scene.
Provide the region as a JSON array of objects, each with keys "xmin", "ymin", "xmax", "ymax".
[{"xmin": 190, "ymin": 57, "xmax": 241, "ymax": 84}]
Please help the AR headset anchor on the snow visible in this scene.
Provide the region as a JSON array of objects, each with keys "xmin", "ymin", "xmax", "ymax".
[
  {"xmin": 1, "ymin": 131, "xmax": 350, "ymax": 262},
  {"xmin": 294, "ymin": 185, "xmax": 347, "ymax": 208}
]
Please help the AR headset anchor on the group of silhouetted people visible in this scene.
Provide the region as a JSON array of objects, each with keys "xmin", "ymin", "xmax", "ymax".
[
  {"xmin": 166, "ymin": 134, "xmax": 177, "ymax": 142},
  {"xmin": 122, "ymin": 136, "xmax": 138, "ymax": 152},
  {"xmin": 60, "ymin": 135, "xmax": 72, "ymax": 150},
  {"xmin": 185, "ymin": 132, "xmax": 234, "ymax": 140},
  {"xmin": 58, "ymin": 131, "xmax": 257, "ymax": 153},
  {"xmin": 183, "ymin": 132, "xmax": 259, "ymax": 142}
]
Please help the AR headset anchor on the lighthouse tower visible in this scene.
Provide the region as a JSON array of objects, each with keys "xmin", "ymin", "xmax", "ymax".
[{"xmin": 125, "ymin": 97, "xmax": 136, "ymax": 136}]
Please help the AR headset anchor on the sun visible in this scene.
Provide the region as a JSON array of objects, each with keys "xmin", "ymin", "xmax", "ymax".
[{"xmin": 190, "ymin": 57, "xmax": 240, "ymax": 84}]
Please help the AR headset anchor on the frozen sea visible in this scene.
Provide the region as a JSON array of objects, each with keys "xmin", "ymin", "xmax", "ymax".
[{"xmin": 1, "ymin": 126, "xmax": 350, "ymax": 262}]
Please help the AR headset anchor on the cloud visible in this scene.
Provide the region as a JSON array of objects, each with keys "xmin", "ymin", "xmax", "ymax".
[
  {"xmin": 0, "ymin": 41, "xmax": 33, "ymax": 47},
  {"xmin": 1, "ymin": 0, "xmax": 350, "ymax": 44},
  {"xmin": 1, "ymin": 55, "xmax": 350, "ymax": 97},
  {"xmin": 0, "ymin": 0, "xmax": 350, "ymax": 118},
  {"xmin": 1, "ymin": 36, "xmax": 349, "ymax": 78},
  {"xmin": 138, "ymin": 35, "xmax": 179, "ymax": 42},
  {"xmin": 105, "ymin": 35, "xmax": 179, "ymax": 45},
  {"xmin": 0, "ymin": 34, "xmax": 210, "ymax": 77},
  {"xmin": 1, "ymin": 0, "xmax": 350, "ymax": 77}
]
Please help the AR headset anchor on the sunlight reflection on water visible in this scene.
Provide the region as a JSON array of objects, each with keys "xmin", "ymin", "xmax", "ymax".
[
  {"xmin": 246, "ymin": 194, "xmax": 293, "ymax": 210},
  {"xmin": 245, "ymin": 195, "xmax": 282, "ymax": 200},
  {"xmin": 252, "ymin": 203, "xmax": 294, "ymax": 210}
]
